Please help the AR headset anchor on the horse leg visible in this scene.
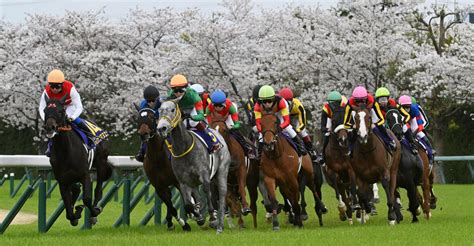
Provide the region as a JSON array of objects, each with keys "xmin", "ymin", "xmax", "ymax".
[
  {"xmin": 258, "ymin": 171, "xmax": 273, "ymax": 223},
  {"xmin": 247, "ymin": 164, "xmax": 259, "ymax": 228},
  {"xmin": 202, "ymin": 178, "xmax": 217, "ymax": 229},
  {"xmin": 157, "ymin": 186, "xmax": 190, "ymax": 231},
  {"xmin": 429, "ymin": 171, "xmax": 437, "ymax": 210},
  {"xmin": 348, "ymin": 168, "xmax": 360, "ymax": 210},
  {"xmin": 420, "ymin": 152, "xmax": 432, "ymax": 219},
  {"xmin": 393, "ymin": 189, "xmax": 403, "ymax": 223},
  {"xmin": 341, "ymin": 184, "xmax": 353, "ymax": 224},
  {"xmin": 381, "ymin": 175, "xmax": 396, "ymax": 225},
  {"xmin": 406, "ymin": 181, "xmax": 420, "ymax": 223},
  {"xmin": 287, "ymin": 178, "xmax": 303, "ymax": 228},
  {"xmin": 216, "ymin": 171, "xmax": 228, "ymax": 234},
  {"xmin": 81, "ymin": 175, "xmax": 99, "ymax": 220},
  {"xmin": 303, "ymin": 167, "xmax": 325, "ymax": 226},
  {"xmin": 298, "ymin": 174, "xmax": 308, "ymax": 221},
  {"xmin": 59, "ymin": 184, "xmax": 78, "ymax": 226},
  {"xmin": 263, "ymin": 176, "xmax": 279, "ymax": 231},
  {"xmin": 237, "ymin": 158, "xmax": 251, "ymax": 216}
]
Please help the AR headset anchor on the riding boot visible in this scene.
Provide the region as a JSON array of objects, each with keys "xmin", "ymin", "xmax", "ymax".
[
  {"xmin": 421, "ymin": 136, "xmax": 434, "ymax": 164},
  {"xmin": 197, "ymin": 122, "xmax": 222, "ymax": 153},
  {"xmin": 135, "ymin": 142, "xmax": 147, "ymax": 162},
  {"xmin": 404, "ymin": 131, "xmax": 418, "ymax": 155},
  {"xmin": 302, "ymin": 136, "xmax": 318, "ymax": 161},
  {"xmin": 292, "ymin": 136, "xmax": 308, "ymax": 156},
  {"xmin": 320, "ymin": 133, "xmax": 330, "ymax": 164},
  {"xmin": 257, "ymin": 141, "xmax": 263, "ymax": 160},
  {"xmin": 377, "ymin": 125, "xmax": 396, "ymax": 151}
]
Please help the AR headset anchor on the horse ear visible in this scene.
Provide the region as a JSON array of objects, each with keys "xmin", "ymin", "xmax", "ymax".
[
  {"xmin": 60, "ymin": 94, "xmax": 68, "ymax": 104},
  {"xmin": 133, "ymin": 103, "xmax": 140, "ymax": 112}
]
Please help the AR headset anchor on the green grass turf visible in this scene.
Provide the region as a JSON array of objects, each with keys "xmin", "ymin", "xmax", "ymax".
[{"xmin": 0, "ymin": 181, "xmax": 473, "ymax": 245}]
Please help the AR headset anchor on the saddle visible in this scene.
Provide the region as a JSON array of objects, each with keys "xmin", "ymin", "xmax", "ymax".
[
  {"xmin": 71, "ymin": 119, "xmax": 108, "ymax": 149},
  {"xmin": 279, "ymin": 133, "xmax": 301, "ymax": 157},
  {"xmin": 190, "ymin": 129, "xmax": 220, "ymax": 154},
  {"xmin": 188, "ymin": 130, "xmax": 219, "ymax": 180}
]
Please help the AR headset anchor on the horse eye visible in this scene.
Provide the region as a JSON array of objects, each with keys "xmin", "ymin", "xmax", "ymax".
[{"xmin": 171, "ymin": 108, "xmax": 175, "ymax": 113}]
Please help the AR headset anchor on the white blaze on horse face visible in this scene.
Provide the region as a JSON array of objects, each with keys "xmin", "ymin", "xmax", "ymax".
[
  {"xmin": 357, "ymin": 111, "xmax": 368, "ymax": 138},
  {"xmin": 392, "ymin": 112, "xmax": 399, "ymax": 125}
]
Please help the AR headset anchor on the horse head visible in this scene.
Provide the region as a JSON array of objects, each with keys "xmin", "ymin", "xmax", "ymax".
[
  {"xmin": 209, "ymin": 112, "xmax": 228, "ymax": 136},
  {"xmin": 385, "ymin": 109, "xmax": 404, "ymax": 141},
  {"xmin": 260, "ymin": 112, "xmax": 280, "ymax": 152},
  {"xmin": 43, "ymin": 94, "xmax": 68, "ymax": 139},
  {"xmin": 136, "ymin": 106, "xmax": 157, "ymax": 143},
  {"xmin": 354, "ymin": 108, "xmax": 371, "ymax": 144},
  {"xmin": 157, "ymin": 100, "xmax": 181, "ymax": 138},
  {"xmin": 331, "ymin": 108, "xmax": 348, "ymax": 148}
]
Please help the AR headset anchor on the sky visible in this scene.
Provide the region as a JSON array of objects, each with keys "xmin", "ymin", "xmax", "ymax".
[{"xmin": 1, "ymin": 0, "xmax": 472, "ymax": 23}]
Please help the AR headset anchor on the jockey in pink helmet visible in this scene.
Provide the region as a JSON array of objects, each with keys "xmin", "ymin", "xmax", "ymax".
[{"xmin": 344, "ymin": 86, "xmax": 396, "ymax": 153}]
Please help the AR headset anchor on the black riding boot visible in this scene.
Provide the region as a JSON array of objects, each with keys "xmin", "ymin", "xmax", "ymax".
[
  {"xmin": 404, "ymin": 131, "xmax": 418, "ymax": 155},
  {"xmin": 320, "ymin": 133, "xmax": 330, "ymax": 164},
  {"xmin": 292, "ymin": 136, "xmax": 308, "ymax": 156},
  {"xmin": 303, "ymin": 140, "xmax": 318, "ymax": 161}
]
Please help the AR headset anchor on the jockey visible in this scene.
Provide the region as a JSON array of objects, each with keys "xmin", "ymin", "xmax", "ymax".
[
  {"xmin": 38, "ymin": 69, "xmax": 93, "ymax": 156},
  {"xmin": 254, "ymin": 85, "xmax": 307, "ymax": 156},
  {"xmin": 320, "ymin": 91, "xmax": 348, "ymax": 164},
  {"xmin": 190, "ymin": 83, "xmax": 211, "ymax": 115},
  {"xmin": 344, "ymin": 86, "xmax": 397, "ymax": 152},
  {"xmin": 399, "ymin": 95, "xmax": 435, "ymax": 163},
  {"xmin": 279, "ymin": 87, "xmax": 318, "ymax": 161},
  {"xmin": 375, "ymin": 87, "xmax": 417, "ymax": 154},
  {"xmin": 135, "ymin": 85, "xmax": 162, "ymax": 162},
  {"xmin": 206, "ymin": 90, "xmax": 255, "ymax": 158},
  {"xmin": 167, "ymin": 74, "xmax": 222, "ymax": 152}
]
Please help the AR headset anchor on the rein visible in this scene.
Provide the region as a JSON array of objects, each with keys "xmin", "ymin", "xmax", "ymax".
[
  {"xmin": 163, "ymin": 101, "xmax": 195, "ymax": 158},
  {"xmin": 165, "ymin": 134, "xmax": 196, "ymax": 158},
  {"xmin": 385, "ymin": 109, "xmax": 403, "ymax": 133}
]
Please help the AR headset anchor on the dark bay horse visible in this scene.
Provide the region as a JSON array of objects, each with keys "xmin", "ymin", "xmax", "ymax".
[
  {"xmin": 43, "ymin": 95, "xmax": 112, "ymax": 226},
  {"xmin": 157, "ymin": 100, "xmax": 231, "ymax": 233},
  {"xmin": 385, "ymin": 109, "xmax": 423, "ymax": 223},
  {"xmin": 259, "ymin": 111, "xmax": 325, "ymax": 230},
  {"xmin": 136, "ymin": 107, "xmax": 191, "ymax": 231},
  {"xmin": 208, "ymin": 112, "xmax": 256, "ymax": 228},
  {"xmin": 351, "ymin": 107, "xmax": 401, "ymax": 225},
  {"xmin": 324, "ymin": 108, "xmax": 357, "ymax": 224}
]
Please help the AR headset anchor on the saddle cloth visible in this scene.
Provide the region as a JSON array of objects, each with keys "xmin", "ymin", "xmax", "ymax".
[{"xmin": 189, "ymin": 130, "xmax": 219, "ymax": 180}]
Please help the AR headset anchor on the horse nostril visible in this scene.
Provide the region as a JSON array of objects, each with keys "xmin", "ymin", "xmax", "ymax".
[{"xmin": 160, "ymin": 127, "xmax": 167, "ymax": 132}]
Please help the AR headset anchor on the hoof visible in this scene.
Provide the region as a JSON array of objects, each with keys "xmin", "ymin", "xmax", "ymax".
[
  {"xmin": 182, "ymin": 223, "xmax": 191, "ymax": 231},
  {"xmin": 209, "ymin": 219, "xmax": 218, "ymax": 229},
  {"xmin": 196, "ymin": 218, "xmax": 206, "ymax": 226},
  {"xmin": 348, "ymin": 218, "xmax": 353, "ymax": 225},
  {"xmin": 351, "ymin": 204, "xmax": 361, "ymax": 210},
  {"xmin": 339, "ymin": 213, "xmax": 347, "ymax": 222},
  {"xmin": 70, "ymin": 219, "xmax": 79, "ymax": 227},
  {"xmin": 272, "ymin": 226, "xmax": 280, "ymax": 231},
  {"xmin": 167, "ymin": 224, "xmax": 175, "ymax": 231},
  {"xmin": 430, "ymin": 203, "xmax": 437, "ymax": 209},
  {"xmin": 216, "ymin": 228, "xmax": 223, "ymax": 234},
  {"xmin": 388, "ymin": 220, "xmax": 396, "ymax": 225},
  {"xmin": 242, "ymin": 207, "xmax": 252, "ymax": 216},
  {"xmin": 89, "ymin": 217, "xmax": 97, "ymax": 225},
  {"xmin": 94, "ymin": 206, "xmax": 103, "ymax": 215},
  {"xmin": 300, "ymin": 214, "xmax": 309, "ymax": 221},
  {"xmin": 412, "ymin": 217, "xmax": 419, "ymax": 223},
  {"xmin": 416, "ymin": 207, "xmax": 422, "ymax": 216},
  {"xmin": 373, "ymin": 198, "xmax": 380, "ymax": 204}
]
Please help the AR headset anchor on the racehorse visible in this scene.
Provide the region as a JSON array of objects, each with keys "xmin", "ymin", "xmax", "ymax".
[
  {"xmin": 385, "ymin": 109, "xmax": 423, "ymax": 223},
  {"xmin": 156, "ymin": 100, "xmax": 231, "ymax": 233},
  {"xmin": 208, "ymin": 112, "xmax": 255, "ymax": 227},
  {"xmin": 135, "ymin": 106, "xmax": 191, "ymax": 230},
  {"xmin": 350, "ymin": 107, "xmax": 401, "ymax": 224},
  {"xmin": 259, "ymin": 110, "xmax": 326, "ymax": 230},
  {"xmin": 43, "ymin": 95, "xmax": 112, "ymax": 226},
  {"xmin": 324, "ymin": 108, "xmax": 358, "ymax": 224}
]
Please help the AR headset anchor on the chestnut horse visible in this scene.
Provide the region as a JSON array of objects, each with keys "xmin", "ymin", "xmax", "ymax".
[
  {"xmin": 136, "ymin": 107, "xmax": 191, "ymax": 230},
  {"xmin": 351, "ymin": 107, "xmax": 401, "ymax": 224},
  {"xmin": 324, "ymin": 108, "xmax": 358, "ymax": 224},
  {"xmin": 259, "ymin": 111, "xmax": 325, "ymax": 230}
]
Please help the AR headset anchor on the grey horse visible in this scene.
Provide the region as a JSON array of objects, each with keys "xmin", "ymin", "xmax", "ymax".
[{"xmin": 156, "ymin": 100, "xmax": 231, "ymax": 233}]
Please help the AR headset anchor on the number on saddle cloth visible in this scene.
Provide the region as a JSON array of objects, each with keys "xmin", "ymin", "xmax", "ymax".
[{"xmin": 72, "ymin": 120, "xmax": 109, "ymax": 148}]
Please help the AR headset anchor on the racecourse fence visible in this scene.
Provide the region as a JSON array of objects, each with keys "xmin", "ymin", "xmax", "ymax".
[{"xmin": 0, "ymin": 154, "xmax": 472, "ymax": 234}]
